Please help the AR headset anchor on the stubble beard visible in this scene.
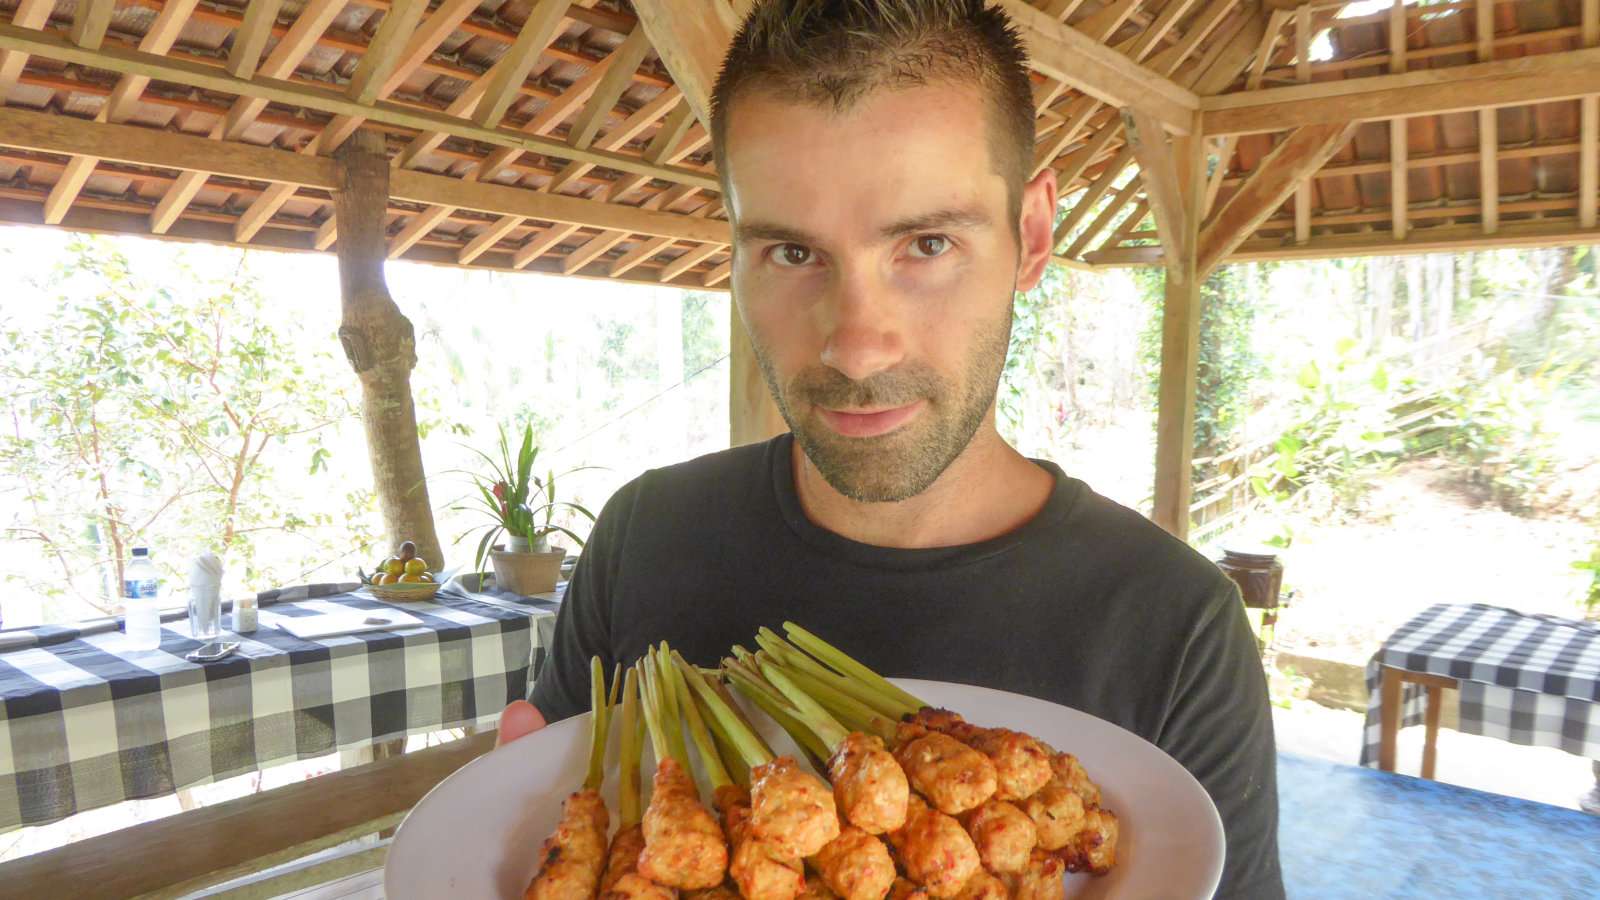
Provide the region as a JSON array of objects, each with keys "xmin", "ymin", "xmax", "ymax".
[{"xmin": 748, "ymin": 303, "xmax": 1014, "ymax": 503}]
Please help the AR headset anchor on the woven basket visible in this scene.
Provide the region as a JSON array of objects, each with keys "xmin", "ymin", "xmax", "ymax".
[{"xmin": 367, "ymin": 581, "xmax": 442, "ymax": 603}]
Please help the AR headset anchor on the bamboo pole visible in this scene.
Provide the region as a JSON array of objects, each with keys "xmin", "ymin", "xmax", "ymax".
[{"xmin": 332, "ymin": 129, "xmax": 444, "ymax": 568}]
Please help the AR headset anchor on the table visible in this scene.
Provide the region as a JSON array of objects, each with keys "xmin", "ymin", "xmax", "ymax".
[
  {"xmin": 1278, "ymin": 752, "xmax": 1600, "ymax": 898},
  {"xmin": 0, "ymin": 582, "xmax": 558, "ymax": 832},
  {"xmin": 1359, "ymin": 603, "xmax": 1600, "ymax": 777}
]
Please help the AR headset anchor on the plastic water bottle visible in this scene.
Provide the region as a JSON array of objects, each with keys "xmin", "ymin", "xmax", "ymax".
[{"xmin": 123, "ymin": 547, "xmax": 163, "ymax": 651}]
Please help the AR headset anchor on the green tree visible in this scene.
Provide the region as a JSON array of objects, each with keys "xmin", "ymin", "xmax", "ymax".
[{"xmin": 0, "ymin": 239, "xmax": 357, "ymax": 618}]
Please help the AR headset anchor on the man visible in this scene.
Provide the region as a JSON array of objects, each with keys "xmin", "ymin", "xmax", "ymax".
[{"xmin": 498, "ymin": 2, "xmax": 1282, "ymax": 897}]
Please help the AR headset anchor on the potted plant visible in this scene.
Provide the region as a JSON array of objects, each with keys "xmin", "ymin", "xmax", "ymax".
[{"xmin": 456, "ymin": 423, "xmax": 595, "ymax": 595}]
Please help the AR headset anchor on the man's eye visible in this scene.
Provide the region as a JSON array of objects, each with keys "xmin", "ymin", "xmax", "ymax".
[
  {"xmin": 772, "ymin": 243, "xmax": 814, "ymax": 267},
  {"xmin": 909, "ymin": 235, "xmax": 950, "ymax": 259}
]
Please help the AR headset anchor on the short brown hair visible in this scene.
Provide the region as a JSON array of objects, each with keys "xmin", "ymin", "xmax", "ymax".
[{"xmin": 710, "ymin": 0, "xmax": 1036, "ymax": 218}]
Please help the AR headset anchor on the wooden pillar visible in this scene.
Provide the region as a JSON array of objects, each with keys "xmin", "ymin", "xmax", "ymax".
[
  {"xmin": 333, "ymin": 130, "xmax": 445, "ymax": 567},
  {"xmin": 729, "ymin": 311, "xmax": 788, "ymax": 446},
  {"xmin": 1127, "ymin": 109, "xmax": 1207, "ymax": 540}
]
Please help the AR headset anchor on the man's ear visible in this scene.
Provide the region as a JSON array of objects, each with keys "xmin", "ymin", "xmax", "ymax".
[{"xmin": 1015, "ymin": 167, "xmax": 1058, "ymax": 292}]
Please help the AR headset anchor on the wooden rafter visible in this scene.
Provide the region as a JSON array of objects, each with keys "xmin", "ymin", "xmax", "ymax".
[
  {"xmin": 1064, "ymin": 176, "xmax": 1142, "ymax": 259},
  {"xmin": 70, "ymin": 0, "xmax": 116, "ymax": 51},
  {"xmin": 226, "ymin": 0, "xmax": 284, "ymax": 81},
  {"xmin": 1052, "ymin": 144, "xmax": 1135, "ymax": 251},
  {"xmin": 999, "ymin": 0, "xmax": 1200, "ymax": 134},
  {"xmin": 0, "ymin": 105, "xmax": 729, "ymax": 245},
  {"xmin": 1388, "ymin": 0, "xmax": 1408, "ymax": 240},
  {"xmin": 630, "ymin": 0, "xmax": 739, "ymax": 128},
  {"xmin": 1201, "ymin": 47, "xmax": 1600, "ymax": 135},
  {"xmin": 42, "ymin": 0, "xmax": 201, "ymax": 225},
  {"xmin": 1581, "ymin": 0, "xmax": 1599, "ymax": 229},
  {"xmin": 348, "ymin": 0, "xmax": 427, "ymax": 106},
  {"xmin": 472, "ymin": 0, "xmax": 571, "ymax": 129},
  {"xmin": 1197, "ymin": 120, "xmax": 1358, "ymax": 277},
  {"xmin": 1477, "ymin": 0, "xmax": 1497, "ymax": 234}
]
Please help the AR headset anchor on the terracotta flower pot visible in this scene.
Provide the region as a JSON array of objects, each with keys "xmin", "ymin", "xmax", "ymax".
[{"xmin": 490, "ymin": 546, "xmax": 565, "ymax": 595}]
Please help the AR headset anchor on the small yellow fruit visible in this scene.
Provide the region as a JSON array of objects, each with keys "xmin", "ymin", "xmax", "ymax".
[
  {"xmin": 403, "ymin": 558, "xmax": 428, "ymax": 576},
  {"xmin": 398, "ymin": 572, "xmax": 423, "ymax": 584},
  {"xmin": 383, "ymin": 558, "xmax": 404, "ymax": 577},
  {"xmin": 418, "ymin": 573, "xmax": 433, "ymax": 583},
  {"xmin": 375, "ymin": 572, "xmax": 396, "ymax": 586}
]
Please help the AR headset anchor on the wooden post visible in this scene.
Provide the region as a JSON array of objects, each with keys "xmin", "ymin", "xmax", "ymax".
[
  {"xmin": 1129, "ymin": 109, "xmax": 1207, "ymax": 540},
  {"xmin": 333, "ymin": 129, "xmax": 445, "ymax": 568}
]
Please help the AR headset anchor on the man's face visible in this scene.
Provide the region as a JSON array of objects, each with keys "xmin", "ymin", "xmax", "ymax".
[{"xmin": 723, "ymin": 80, "xmax": 1054, "ymax": 502}]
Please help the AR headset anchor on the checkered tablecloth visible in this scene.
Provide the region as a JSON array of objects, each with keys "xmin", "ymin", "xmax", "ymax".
[
  {"xmin": 0, "ymin": 583, "xmax": 559, "ymax": 832},
  {"xmin": 1360, "ymin": 603, "xmax": 1600, "ymax": 766}
]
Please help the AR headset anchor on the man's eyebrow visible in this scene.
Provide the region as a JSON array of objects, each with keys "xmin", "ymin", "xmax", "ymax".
[{"xmin": 733, "ymin": 207, "xmax": 993, "ymax": 246}]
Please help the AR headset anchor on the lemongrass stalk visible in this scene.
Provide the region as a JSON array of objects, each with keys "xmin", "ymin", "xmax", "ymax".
[
  {"xmin": 721, "ymin": 660, "xmax": 831, "ymax": 764},
  {"xmin": 679, "ymin": 658, "xmax": 774, "ymax": 770},
  {"xmin": 782, "ymin": 622, "xmax": 926, "ymax": 714},
  {"xmin": 638, "ymin": 649, "xmax": 677, "ymax": 765},
  {"xmin": 705, "ymin": 671, "xmax": 775, "ymax": 760},
  {"xmin": 766, "ymin": 657, "xmax": 897, "ymax": 743},
  {"xmin": 663, "ymin": 646, "xmax": 731, "ymax": 790},
  {"xmin": 757, "ymin": 661, "xmax": 850, "ymax": 750},
  {"xmin": 756, "ymin": 628, "xmax": 912, "ymax": 721},
  {"xmin": 619, "ymin": 666, "xmax": 644, "ymax": 825},
  {"xmin": 584, "ymin": 656, "xmax": 609, "ymax": 791}
]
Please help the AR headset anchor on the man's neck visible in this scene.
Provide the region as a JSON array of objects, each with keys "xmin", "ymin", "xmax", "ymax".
[{"xmin": 790, "ymin": 423, "xmax": 1055, "ymax": 549}]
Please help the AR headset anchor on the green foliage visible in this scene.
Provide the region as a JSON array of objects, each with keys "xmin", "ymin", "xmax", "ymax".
[
  {"xmin": 1430, "ymin": 361, "xmax": 1567, "ymax": 512},
  {"xmin": 1251, "ymin": 337, "xmax": 1403, "ymax": 526},
  {"xmin": 681, "ymin": 292, "xmax": 723, "ymax": 374},
  {"xmin": 0, "ymin": 238, "xmax": 357, "ymax": 614},
  {"xmin": 1138, "ymin": 264, "xmax": 1264, "ymax": 464},
  {"xmin": 999, "ymin": 264, "xmax": 1065, "ymax": 434},
  {"xmin": 451, "ymin": 421, "xmax": 597, "ymax": 573},
  {"xmin": 1574, "ymin": 539, "xmax": 1600, "ymax": 618}
]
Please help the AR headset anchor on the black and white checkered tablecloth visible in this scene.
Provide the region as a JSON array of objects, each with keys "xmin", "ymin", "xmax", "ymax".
[
  {"xmin": 0, "ymin": 584, "xmax": 559, "ymax": 831},
  {"xmin": 1360, "ymin": 603, "xmax": 1600, "ymax": 766}
]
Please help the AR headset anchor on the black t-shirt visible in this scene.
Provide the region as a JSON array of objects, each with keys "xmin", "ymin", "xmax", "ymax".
[{"xmin": 531, "ymin": 435, "xmax": 1283, "ymax": 899}]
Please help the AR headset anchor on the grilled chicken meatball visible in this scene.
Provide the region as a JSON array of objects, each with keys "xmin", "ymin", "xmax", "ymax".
[
  {"xmin": 893, "ymin": 728, "xmax": 997, "ymax": 816},
  {"xmin": 684, "ymin": 887, "xmax": 738, "ymax": 900},
  {"xmin": 966, "ymin": 729, "xmax": 1053, "ymax": 802},
  {"xmin": 718, "ymin": 780, "xmax": 805, "ymax": 900},
  {"xmin": 1047, "ymin": 753, "xmax": 1101, "ymax": 809},
  {"xmin": 813, "ymin": 826, "xmax": 896, "ymax": 900},
  {"xmin": 801, "ymin": 873, "xmax": 842, "ymax": 900},
  {"xmin": 602, "ymin": 825, "xmax": 648, "ymax": 894},
  {"xmin": 1057, "ymin": 806, "xmax": 1119, "ymax": 876},
  {"xmin": 888, "ymin": 796, "xmax": 981, "ymax": 898},
  {"xmin": 953, "ymin": 869, "xmax": 1009, "ymax": 900},
  {"xmin": 887, "ymin": 878, "xmax": 930, "ymax": 900},
  {"xmin": 751, "ymin": 756, "xmax": 841, "ymax": 859},
  {"xmin": 606, "ymin": 873, "xmax": 680, "ymax": 900},
  {"xmin": 639, "ymin": 759, "xmax": 729, "ymax": 890},
  {"xmin": 829, "ymin": 732, "xmax": 910, "ymax": 835},
  {"xmin": 527, "ymin": 788, "xmax": 610, "ymax": 900},
  {"xmin": 961, "ymin": 799, "xmax": 1037, "ymax": 875},
  {"xmin": 1007, "ymin": 850, "xmax": 1066, "ymax": 900},
  {"xmin": 1020, "ymin": 782, "xmax": 1085, "ymax": 852}
]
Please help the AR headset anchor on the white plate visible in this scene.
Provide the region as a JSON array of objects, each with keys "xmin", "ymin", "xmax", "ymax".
[{"xmin": 386, "ymin": 679, "xmax": 1223, "ymax": 900}]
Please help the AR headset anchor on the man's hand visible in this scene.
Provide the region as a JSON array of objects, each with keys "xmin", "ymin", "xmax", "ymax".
[{"xmin": 496, "ymin": 700, "xmax": 548, "ymax": 746}]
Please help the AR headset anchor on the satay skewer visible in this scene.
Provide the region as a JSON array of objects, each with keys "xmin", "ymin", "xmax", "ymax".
[
  {"xmin": 526, "ymin": 658, "xmax": 617, "ymax": 900},
  {"xmin": 637, "ymin": 645, "xmax": 729, "ymax": 891},
  {"xmin": 601, "ymin": 667, "xmax": 677, "ymax": 900}
]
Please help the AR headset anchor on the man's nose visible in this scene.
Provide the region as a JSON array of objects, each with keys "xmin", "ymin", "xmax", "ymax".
[{"xmin": 818, "ymin": 268, "xmax": 904, "ymax": 383}]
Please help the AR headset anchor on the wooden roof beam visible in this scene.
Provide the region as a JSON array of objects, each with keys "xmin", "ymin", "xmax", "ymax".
[
  {"xmin": 1581, "ymin": 0, "xmax": 1598, "ymax": 229},
  {"xmin": 70, "ymin": 0, "xmax": 116, "ymax": 52},
  {"xmin": 998, "ymin": 0, "xmax": 1200, "ymax": 135},
  {"xmin": 0, "ymin": 0, "xmax": 53, "ymax": 99},
  {"xmin": 43, "ymin": 0, "xmax": 202, "ymax": 226},
  {"xmin": 1051, "ymin": 143, "xmax": 1135, "ymax": 251},
  {"xmin": 1196, "ymin": 120, "xmax": 1359, "ymax": 277},
  {"xmin": 0, "ymin": 104, "xmax": 729, "ymax": 245},
  {"xmin": 1388, "ymin": 0, "xmax": 1408, "ymax": 240},
  {"xmin": 1477, "ymin": 0, "xmax": 1497, "ymax": 234},
  {"xmin": 347, "ymin": 0, "xmax": 427, "ymax": 106},
  {"xmin": 630, "ymin": 0, "xmax": 739, "ymax": 129},
  {"xmin": 1063, "ymin": 176, "xmax": 1142, "ymax": 260},
  {"xmin": 226, "ymin": 0, "xmax": 284, "ymax": 81},
  {"xmin": 472, "ymin": 0, "xmax": 571, "ymax": 129},
  {"xmin": 1202, "ymin": 47, "xmax": 1600, "ymax": 135},
  {"xmin": 0, "ymin": 24, "xmax": 717, "ymax": 188}
]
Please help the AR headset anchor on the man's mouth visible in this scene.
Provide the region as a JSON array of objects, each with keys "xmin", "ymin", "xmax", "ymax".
[{"xmin": 815, "ymin": 401, "xmax": 925, "ymax": 438}]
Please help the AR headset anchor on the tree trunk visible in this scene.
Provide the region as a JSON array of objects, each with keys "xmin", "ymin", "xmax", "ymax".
[
  {"xmin": 1370, "ymin": 256, "xmax": 1394, "ymax": 352},
  {"xmin": 333, "ymin": 130, "xmax": 444, "ymax": 569},
  {"xmin": 1403, "ymin": 255, "xmax": 1425, "ymax": 343}
]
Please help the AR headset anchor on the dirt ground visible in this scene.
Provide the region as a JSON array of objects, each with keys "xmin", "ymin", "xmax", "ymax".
[{"xmin": 1272, "ymin": 458, "xmax": 1597, "ymax": 666}]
